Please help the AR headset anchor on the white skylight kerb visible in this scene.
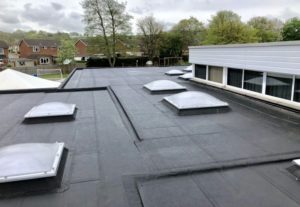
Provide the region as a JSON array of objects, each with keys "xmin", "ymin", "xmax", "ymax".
[
  {"xmin": 163, "ymin": 91, "xmax": 229, "ymax": 110},
  {"xmin": 0, "ymin": 142, "xmax": 65, "ymax": 183},
  {"xmin": 24, "ymin": 102, "xmax": 76, "ymax": 119},
  {"xmin": 183, "ymin": 65, "xmax": 193, "ymax": 72},
  {"xmin": 165, "ymin": 70, "xmax": 184, "ymax": 76},
  {"xmin": 179, "ymin": 73, "xmax": 193, "ymax": 80},
  {"xmin": 144, "ymin": 80, "xmax": 186, "ymax": 92}
]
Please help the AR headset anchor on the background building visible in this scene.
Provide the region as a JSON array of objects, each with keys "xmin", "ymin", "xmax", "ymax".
[
  {"xmin": 189, "ymin": 41, "xmax": 300, "ymax": 110},
  {"xmin": 0, "ymin": 40, "xmax": 9, "ymax": 65},
  {"xmin": 19, "ymin": 39, "xmax": 60, "ymax": 65}
]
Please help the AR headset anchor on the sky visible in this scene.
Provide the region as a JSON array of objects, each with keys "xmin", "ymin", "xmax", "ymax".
[{"xmin": 1, "ymin": 0, "xmax": 300, "ymax": 34}]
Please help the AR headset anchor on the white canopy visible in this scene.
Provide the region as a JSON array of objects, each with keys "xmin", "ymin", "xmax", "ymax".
[{"xmin": 0, "ymin": 69, "xmax": 60, "ymax": 90}]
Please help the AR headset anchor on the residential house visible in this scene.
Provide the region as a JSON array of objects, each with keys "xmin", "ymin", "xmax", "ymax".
[
  {"xmin": 75, "ymin": 39, "xmax": 89, "ymax": 61},
  {"xmin": 19, "ymin": 39, "xmax": 60, "ymax": 65},
  {"xmin": 0, "ymin": 40, "xmax": 9, "ymax": 65}
]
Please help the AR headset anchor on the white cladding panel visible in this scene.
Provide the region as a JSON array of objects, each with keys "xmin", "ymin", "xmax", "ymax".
[{"xmin": 189, "ymin": 43, "xmax": 300, "ymax": 75}]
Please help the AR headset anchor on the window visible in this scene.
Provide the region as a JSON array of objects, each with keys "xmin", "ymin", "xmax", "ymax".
[
  {"xmin": 195, "ymin": 64, "xmax": 206, "ymax": 79},
  {"xmin": 19, "ymin": 61, "xmax": 25, "ymax": 66},
  {"xmin": 33, "ymin": 46, "xmax": 40, "ymax": 52},
  {"xmin": 243, "ymin": 70, "xmax": 263, "ymax": 93},
  {"xmin": 266, "ymin": 73, "xmax": 293, "ymax": 100},
  {"xmin": 0, "ymin": 48, "xmax": 4, "ymax": 55},
  {"xmin": 227, "ymin": 68, "xmax": 243, "ymax": 88},
  {"xmin": 208, "ymin": 66, "xmax": 223, "ymax": 83},
  {"xmin": 40, "ymin": 57, "xmax": 50, "ymax": 65},
  {"xmin": 294, "ymin": 76, "xmax": 300, "ymax": 103}
]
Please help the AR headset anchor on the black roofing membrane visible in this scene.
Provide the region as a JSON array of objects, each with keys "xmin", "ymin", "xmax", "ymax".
[{"xmin": 0, "ymin": 67, "xmax": 299, "ymax": 207}]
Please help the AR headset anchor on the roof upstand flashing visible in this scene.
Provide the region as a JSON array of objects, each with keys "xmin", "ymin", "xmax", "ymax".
[
  {"xmin": 163, "ymin": 91, "xmax": 230, "ymax": 115},
  {"xmin": 24, "ymin": 102, "xmax": 77, "ymax": 123},
  {"xmin": 165, "ymin": 70, "xmax": 185, "ymax": 76},
  {"xmin": 143, "ymin": 80, "xmax": 187, "ymax": 94},
  {"xmin": 0, "ymin": 143, "xmax": 68, "ymax": 198}
]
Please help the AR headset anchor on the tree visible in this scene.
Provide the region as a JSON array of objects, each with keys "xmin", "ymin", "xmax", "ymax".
[
  {"xmin": 248, "ymin": 17, "xmax": 283, "ymax": 42},
  {"xmin": 159, "ymin": 32, "xmax": 183, "ymax": 57},
  {"xmin": 137, "ymin": 16, "xmax": 164, "ymax": 60},
  {"xmin": 57, "ymin": 39, "xmax": 76, "ymax": 64},
  {"xmin": 282, "ymin": 17, "xmax": 300, "ymax": 41},
  {"xmin": 82, "ymin": 0, "xmax": 132, "ymax": 67},
  {"xmin": 171, "ymin": 17, "xmax": 206, "ymax": 50},
  {"xmin": 204, "ymin": 10, "xmax": 258, "ymax": 45}
]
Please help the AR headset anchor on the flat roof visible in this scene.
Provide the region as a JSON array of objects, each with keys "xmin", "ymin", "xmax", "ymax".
[{"xmin": 0, "ymin": 66, "xmax": 299, "ymax": 206}]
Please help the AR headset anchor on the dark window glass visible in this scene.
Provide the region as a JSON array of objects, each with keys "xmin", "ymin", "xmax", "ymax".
[
  {"xmin": 228, "ymin": 68, "xmax": 243, "ymax": 88},
  {"xmin": 244, "ymin": 70, "xmax": 263, "ymax": 93},
  {"xmin": 294, "ymin": 77, "xmax": 300, "ymax": 102},
  {"xmin": 266, "ymin": 73, "xmax": 292, "ymax": 100},
  {"xmin": 195, "ymin": 64, "xmax": 206, "ymax": 79}
]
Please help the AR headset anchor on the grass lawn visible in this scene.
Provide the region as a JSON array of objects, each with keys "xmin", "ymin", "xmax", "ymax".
[{"xmin": 39, "ymin": 73, "xmax": 69, "ymax": 80}]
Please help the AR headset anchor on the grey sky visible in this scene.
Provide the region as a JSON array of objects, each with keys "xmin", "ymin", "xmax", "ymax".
[{"xmin": 1, "ymin": 0, "xmax": 300, "ymax": 33}]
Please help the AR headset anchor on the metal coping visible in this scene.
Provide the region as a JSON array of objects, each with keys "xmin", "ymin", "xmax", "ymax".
[{"xmin": 0, "ymin": 142, "xmax": 65, "ymax": 183}]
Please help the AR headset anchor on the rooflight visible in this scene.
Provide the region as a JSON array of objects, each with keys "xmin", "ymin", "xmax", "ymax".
[
  {"xmin": 182, "ymin": 65, "xmax": 193, "ymax": 72},
  {"xmin": 0, "ymin": 143, "xmax": 65, "ymax": 183},
  {"xmin": 293, "ymin": 159, "xmax": 300, "ymax": 166},
  {"xmin": 165, "ymin": 70, "xmax": 184, "ymax": 76},
  {"xmin": 163, "ymin": 91, "xmax": 230, "ymax": 115},
  {"xmin": 178, "ymin": 73, "xmax": 193, "ymax": 80},
  {"xmin": 287, "ymin": 159, "xmax": 300, "ymax": 181},
  {"xmin": 0, "ymin": 142, "xmax": 68, "ymax": 197},
  {"xmin": 24, "ymin": 102, "xmax": 76, "ymax": 120},
  {"xmin": 143, "ymin": 80, "xmax": 186, "ymax": 94}
]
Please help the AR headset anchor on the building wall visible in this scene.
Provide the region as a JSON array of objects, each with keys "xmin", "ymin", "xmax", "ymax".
[
  {"xmin": 19, "ymin": 40, "xmax": 58, "ymax": 59},
  {"xmin": 189, "ymin": 41, "xmax": 300, "ymax": 110},
  {"xmin": 75, "ymin": 40, "xmax": 88, "ymax": 57},
  {"xmin": 189, "ymin": 41, "xmax": 300, "ymax": 76}
]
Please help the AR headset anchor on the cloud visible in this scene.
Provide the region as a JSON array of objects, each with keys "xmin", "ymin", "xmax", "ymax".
[
  {"xmin": 0, "ymin": 13, "xmax": 20, "ymax": 24},
  {"xmin": 51, "ymin": 2, "xmax": 64, "ymax": 10},
  {"xmin": 0, "ymin": 0, "xmax": 300, "ymax": 34},
  {"xmin": 19, "ymin": 2, "xmax": 84, "ymax": 33}
]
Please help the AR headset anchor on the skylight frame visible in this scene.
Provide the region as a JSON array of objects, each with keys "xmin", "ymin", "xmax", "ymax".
[
  {"xmin": 0, "ymin": 142, "xmax": 65, "ymax": 183},
  {"xmin": 24, "ymin": 102, "xmax": 76, "ymax": 119}
]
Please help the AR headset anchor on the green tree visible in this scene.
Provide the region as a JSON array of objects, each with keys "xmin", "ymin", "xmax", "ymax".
[
  {"xmin": 205, "ymin": 10, "xmax": 258, "ymax": 45},
  {"xmin": 82, "ymin": 0, "xmax": 132, "ymax": 67},
  {"xmin": 57, "ymin": 40, "xmax": 76, "ymax": 64},
  {"xmin": 171, "ymin": 17, "xmax": 206, "ymax": 50},
  {"xmin": 248, "ymin": 17, "xmax": 282, "ymax": 42},
  {"xmin": 159, "ymin": 32, "xmax": 183, "ymax": 57},
  {"xmin": 137, "ymin": 16, "xmax": 164, "ymax": 60},
  {"xmin": 282, "ymin": 17, "xmax": 300, "ymax": 41}
]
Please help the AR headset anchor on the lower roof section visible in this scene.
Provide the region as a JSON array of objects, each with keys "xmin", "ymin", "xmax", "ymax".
[{"xmin": 137, "ymin": 161, "xmax": 300, "ymax": 207}]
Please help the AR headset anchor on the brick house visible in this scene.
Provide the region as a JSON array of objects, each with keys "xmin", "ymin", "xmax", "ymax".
[
  {"xmin": 19, "ymin": 39, "xmax": 60, "ymax": 65},
  {"xmin": 0, "ymin": 40, "xmax": 9, "ymax": 65},
  {"xmin": 75, "ymin": 39, "xmax": 89, "ymax": 61}
]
